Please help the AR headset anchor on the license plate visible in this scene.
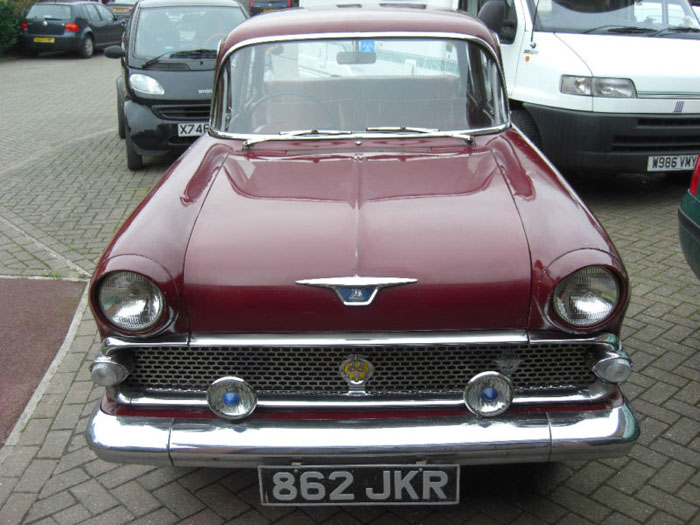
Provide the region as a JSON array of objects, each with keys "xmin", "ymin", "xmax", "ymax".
[
  {"xmin": 177, "ymin": 122, "xmax": 208, "ymax": 137},
  {"xmin": 113, "ymin": 7, "xmax": 128, "ymax": 11},
  {"xmin": 647, "ymin": 154, "xmax": 697, "ymax": 172},
  {"xmin": 258, "ymin": 464, "xmax": 460, "ymax": 506},
  {"xmin": 33, "ymin": 37, "xmax": 55, "ymax": 43}
]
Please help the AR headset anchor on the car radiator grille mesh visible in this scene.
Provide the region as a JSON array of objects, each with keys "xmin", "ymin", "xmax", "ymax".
[{"xmin": 122, "ymin": 343, "xmax": 598, "ymax": 395}]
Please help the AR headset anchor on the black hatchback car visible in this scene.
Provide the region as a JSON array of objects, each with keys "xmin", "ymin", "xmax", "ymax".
[
  {"xmin": 105, "ymin": 0, "xmax": 248, "ymax": 169},
  {"xmin": 21, "ymin": 1, "xmax": 126, "ymax": 58}
]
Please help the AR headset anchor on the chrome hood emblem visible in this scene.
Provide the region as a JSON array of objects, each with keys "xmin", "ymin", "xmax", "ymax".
[{"xmin": 296, "ymin": 275, "xmax": 417, "ymax": 306}]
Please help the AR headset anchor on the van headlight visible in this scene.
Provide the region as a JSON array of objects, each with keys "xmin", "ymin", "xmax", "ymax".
[
  {"xmin": 129, "ymin": 74, "xmax": 165, "ymax": 96},
  {"xmin": 98, "ymin": 271, "xmax": 164, "ymax": 332},
  {"xmin": 552, "ymin": 266, "xmax": 620, "ymax": 328},
  {"xmin": 561, "ymin": 76, "xmax": 637, "ymax": 98}
]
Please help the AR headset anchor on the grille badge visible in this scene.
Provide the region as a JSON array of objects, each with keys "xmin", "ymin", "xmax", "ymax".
[
  {"xmin": 339, "ymin": 354, "xmax": 374, "ymax": 393},
  {"xmin": 296, "ymin": 275, "xmax": 417, "ymax": 306}
]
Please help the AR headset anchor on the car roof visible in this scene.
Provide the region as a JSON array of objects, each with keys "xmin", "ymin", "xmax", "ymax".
[
  {"xmin": 137, "ymin": 0, "xmax": 244, "ymax": 7},
  {"xmin": 219, "ymin": 7, "xmax": 498, "ymax": 53}
]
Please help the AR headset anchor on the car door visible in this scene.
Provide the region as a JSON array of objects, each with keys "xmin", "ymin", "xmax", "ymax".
[
  {"xmin": 83, "ymin": 3, "xmax": 108, "ymax": 47},
  {"xmin": 95, "ymin": 3, "xmax": 124, "ymax": 45}
]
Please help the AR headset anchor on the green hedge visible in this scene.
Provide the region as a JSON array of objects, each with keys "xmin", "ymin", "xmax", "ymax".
[{"xmin": 0, "ymin": 0, "xmax": 30, "ymax": 57}]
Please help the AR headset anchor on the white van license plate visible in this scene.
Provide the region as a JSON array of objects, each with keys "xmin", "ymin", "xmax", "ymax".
[
  {"xmin": 647, "ymin": 154, "xmax": 697, "ymax": 172},
  {"xmin": 178, "ymin": 122, "xmax": 208, "ymax": 137},
  {"xmin": 258, "ymin": 465, "xmax": 460, "ymax": 506}
]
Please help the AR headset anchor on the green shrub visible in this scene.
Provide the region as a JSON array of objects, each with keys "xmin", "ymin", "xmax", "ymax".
[{"xmin": 0, "ymin": 0, "xmax": 29, "ymax": 57}]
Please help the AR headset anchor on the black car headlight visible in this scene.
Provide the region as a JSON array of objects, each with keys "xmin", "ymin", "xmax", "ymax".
[
  {"xmin": 98, "ymin": 271, "xmax": 164, "ymax": 332},
  {"xmin": 552, "ymin": 266, "xmax": 620, "ymax": 328}
]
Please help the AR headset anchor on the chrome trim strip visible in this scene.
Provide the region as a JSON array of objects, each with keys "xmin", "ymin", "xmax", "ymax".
[
  {"xmin": 296, "ymin": 275, "xmax": 417, "ymax": 307},
  {"xmin": 87, "ymin": 399, "xmax": 639, "ymax": 467},
  {"xmin": 113, "ymin": 383, "xmax": 617, "ymax": 409},
  {"xmin": 637, "ymin": 91, "xmax": 700, "ymax": 99},
  {"xmin": 209, "ymin": 31, "xmax": 511, "ymax": 138},
  {"xmin": 188, "ymin": 331, "xmax": 529, "ymax": 347}
]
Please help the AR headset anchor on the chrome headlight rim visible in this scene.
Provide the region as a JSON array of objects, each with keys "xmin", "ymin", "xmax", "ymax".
[
  {"xmin": 551, "ymin": 265, "xmax": 621, "ymax": 330},
  {"xmin": 97, "ymin": 270, "xmax": 165, "ymax": 333}
]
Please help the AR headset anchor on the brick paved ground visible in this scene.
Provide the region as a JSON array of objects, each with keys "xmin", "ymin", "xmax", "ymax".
[{"xmin": 0, "ymin": 54, "xmax": 698, "ymax": 524}]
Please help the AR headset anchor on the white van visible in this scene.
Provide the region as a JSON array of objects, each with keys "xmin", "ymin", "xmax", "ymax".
[{"xmin": 474, "ymin": 0, "xmax": 700, "ymax": 174}]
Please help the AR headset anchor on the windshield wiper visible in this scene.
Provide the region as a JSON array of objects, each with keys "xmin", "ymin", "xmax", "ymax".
[
  {"xmin": 582, "ymin": 25, "xmax": 655, "ymax": 35},
  {"xmin": 243, "ymin": 129, "xmax": 353, "ymax": 148},
  {"xmin": 366, "ymin": 126, "xmax": 474, "ymax": 143},
  {"xmin": 242, "ymin": 127, "xmax": 475, "ymax": 149},
  {"xmin": 169, "ymin": 48, "xmax": 218, "ymax": 58},
  {"xmin": 652, "ymin": 26, "xmax": 700, "ymax": 37},
  {"xmin": 143, "ymin": 51, "xmax": 173, "ymax": 68},
  {"xmin": 143, "ymin": 49, "xmax": 217, "ymax": 68}
]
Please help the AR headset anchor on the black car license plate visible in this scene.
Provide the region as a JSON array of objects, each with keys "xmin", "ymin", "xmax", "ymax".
[{"xmin": 258, "ymin": 464, "xmax": 460, "ymax": 506}]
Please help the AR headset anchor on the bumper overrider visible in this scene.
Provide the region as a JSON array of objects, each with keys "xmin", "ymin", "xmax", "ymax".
[{"xmin": 86, "ymin": 332, "xmax": 640, "ymax": 468}]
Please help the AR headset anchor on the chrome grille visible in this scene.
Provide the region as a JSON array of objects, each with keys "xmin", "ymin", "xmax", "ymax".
[{"xmin": 123, "ymin": 343, "xmax": 597, "ymax": 395}]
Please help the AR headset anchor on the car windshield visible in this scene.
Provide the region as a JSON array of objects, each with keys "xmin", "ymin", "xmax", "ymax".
[
  {"xmin": 213, "ymin": 37, "xmax": 507, "ymax": 136},
  {"xmin": 134, "ymin": 6, "xmax": 247, "ymax": 59},
  {"xmin": 27, "ymin": 4, "xmax": 72, "ymax": 19},
  {"xmin": 527, "ymin": 0, "xmax": 700, "ymax": 36}
]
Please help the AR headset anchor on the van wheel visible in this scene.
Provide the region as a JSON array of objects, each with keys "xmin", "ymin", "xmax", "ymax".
[
  {"xmin": 79, "ymin": 35, "xmax": 94, "ymax": 58},
  {"xmin": 511, "ymin": 109, "xmax": 542, "ymax": 148},
  {"xmin": 117, "ymin": 99, "xmax": 125, "ymax": 139},
  {"xmin": 125, "ymin": 130, "xmax": 143, "ymax": 170}
]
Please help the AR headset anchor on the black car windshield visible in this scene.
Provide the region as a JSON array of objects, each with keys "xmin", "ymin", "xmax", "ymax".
[
  {"xmin": 527, "ymin": 0, "xmax": 700, "ymax": 36},
  {"xmin": 27, "ymin": 4, "xmax": 72, "ymax": 19},
  {"xmin": 213, "ymin": 37, "xmax": 508, "ymax": 136},
  {"xmin": 133, "ymin": 6, "xmax": 246, "ymax": 59}
]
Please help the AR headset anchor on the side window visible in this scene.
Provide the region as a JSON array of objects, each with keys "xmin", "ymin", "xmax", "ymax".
[
  {"xmin": 96, "ymin": 4, "xmax": 115, "ymax": 21},
  {"xmin": 84, "ymin": 4, "xmax": 101, "ymax": 22}
]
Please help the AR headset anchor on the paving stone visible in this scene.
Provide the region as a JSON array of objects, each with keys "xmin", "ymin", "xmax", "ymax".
[
  {"xmin": 153, "ymin": 481, "xmax": 206, "ymax": 519},
  {"xmin": 98, "ymin": 464, "xmax": 158, "ymax": 490},
  {"xmin": 564, "ymin": 462, "xmax": 615, "ymax": 496},
  {"xmin": 38, "ymin": 431, "xmax": 73, "ymax": 459},
  {"xmin": 1, "ymin": 446, "xmax": 39, "ymax": 478},
  {"xmin": 24, "ymin": 491, "xmax": 75, "ymax": 523},
  {"xmin": 78, "ymin": 505, "xmax": 134, "ymax": 525},
  {"xmin": 15, "ymin": 459, "xmax": 58, "ymax": 493},
  {"xmin": 636, "ymin": 485, "xmax": 698, "ymax": 522},
  {"xmin": 39, "ymin": 469, "xmax": 91, "ymax": 499},
  {"xmin": 591, "ymin": 485, "xmax": 654, "ymax": 522},
  {"xmin": 53, "ymin": 503, "xmax": 92, "ymax": 525},
  {"xmin": 70, "ymin": 479, "xmax": 120, "ymax": 515},
  {"xmin": 177, "ymin": 508, "xmax": 225, "ymax": 525},
  {"xmin": 112, "ymin": 480, "xmax": 162, "ymax": 518},
  {"xmin": 195, "ymin": 483, "xmax": 250, "ymax": 520},
  {"xmin": 547, "ymin": 487, "xmax": 611, "ymax": 523},
  {"xmin": 0, "ymin": 493, "xmax": 37, "ymax": 524},
  {"xmin": 18, "ymin": 419, "xmax": 53, "ymax": 447}
]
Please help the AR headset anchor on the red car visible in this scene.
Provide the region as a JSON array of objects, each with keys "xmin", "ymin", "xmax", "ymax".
[{"xmin": 87, "ymin": 7, "xmax": 639, "ymax": 506}]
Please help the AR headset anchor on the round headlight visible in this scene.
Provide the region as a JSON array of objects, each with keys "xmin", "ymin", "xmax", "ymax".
[
  {"xmin": 553, "ymin": 266, "xmax": 619, "ymax": 328},
  {"xmin": 98, "ymin": 271, "xmax": 164, "ymax": 332}
]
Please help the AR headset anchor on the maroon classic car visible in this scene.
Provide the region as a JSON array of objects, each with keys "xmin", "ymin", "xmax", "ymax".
[{"xmin": 87, "ymin": 7, "xmax": 639, "ymax": 505}]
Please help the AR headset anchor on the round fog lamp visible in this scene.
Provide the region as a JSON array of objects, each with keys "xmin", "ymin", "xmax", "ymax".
[
  {"xmin": 464, "ymin": 371, "xmax": 513, "ymax": 417},
  {"xmin": 207, "ymin": 377, "xmax": 257, "ymax": 419},
  {"xmin": 593, "ymin": 356, "xmax": 631, "ymax": 384}
]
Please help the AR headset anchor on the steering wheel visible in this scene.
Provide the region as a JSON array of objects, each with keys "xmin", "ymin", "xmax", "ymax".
[
  {"xmin": 247, "ymin": 90, "xmax": 337, "ymax": 130},
  {"xmin": 204, "ymin": 33, "xmax": 226, "ymax": 49}
]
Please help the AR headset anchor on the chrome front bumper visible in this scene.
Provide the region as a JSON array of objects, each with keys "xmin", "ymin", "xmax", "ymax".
[{"xmin": 87, "ymin": 400, "xmax": 639, "ymax": 468}]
